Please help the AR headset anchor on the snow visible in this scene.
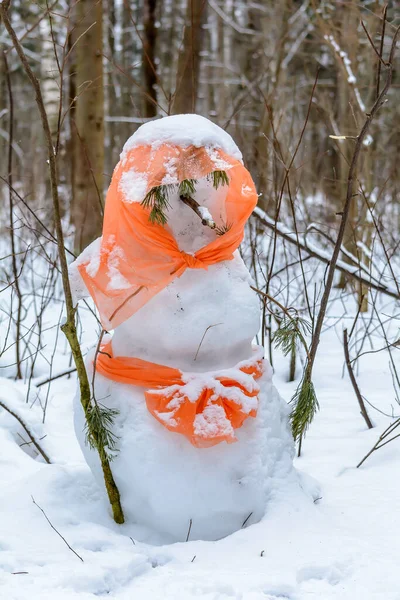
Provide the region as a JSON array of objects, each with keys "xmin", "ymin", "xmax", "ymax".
[
  {"xmin": 363, "ymin": 133, "xmax": 373, "ymax": 147},
  {"xmin": 118, "ymin": 168, "xmax": 148, "ymax": 204},
  {"xmin": 2, "ymin": 303, "xmax": 400, "ymax": 599},
  {"xmin": 106, "ymin": 244, "xmax": 130, "ymax": 292},
  {"xmin": 161, "ymin": 156, "xmax": 179, "ymax": 185},
  {"xmin": 197, "ymin": 205, "xmax": 213, "ymax": 222},
  {"xmin": 121, "ymin": 114, "xmax": 243, "ymax": 162},
  {"xmin": 193, "ymin": 403, "xmax": 235, "ymax": 439},
  {"xmin": 324, "ymin": 34, "xmax": 366, "ymax": 112},
  {"xmin": 110, "ymin": 254, "xmax": 258, "ymax": 370}
]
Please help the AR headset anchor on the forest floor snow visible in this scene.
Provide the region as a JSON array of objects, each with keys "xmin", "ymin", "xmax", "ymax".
[{"xmin": 1, "ymin": 309, "xmax": 400, "ymax": 600}]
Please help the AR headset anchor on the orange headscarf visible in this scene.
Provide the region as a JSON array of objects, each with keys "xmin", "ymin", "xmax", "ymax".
[
  {"xmin": 96, "ymin": 341, "xmax": 264, "ymax": 448},
  {"xmin": 77, "ymin": 143, "xmax": 258, "ymax": 329}
]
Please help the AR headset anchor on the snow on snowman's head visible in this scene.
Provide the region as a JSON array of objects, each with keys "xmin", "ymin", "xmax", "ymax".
[
  {"xmin": 119, "ymin": 115, "xmax": 242, "ymax": 252},
  {"xmin": 121, "ymin": 114, "xmax": 243, "ymax": 162}
]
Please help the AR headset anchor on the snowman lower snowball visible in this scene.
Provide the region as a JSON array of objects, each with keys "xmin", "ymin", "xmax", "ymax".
[{"xmin": 70, "ymin": 114, "xmax": 305, "ymax": 542}]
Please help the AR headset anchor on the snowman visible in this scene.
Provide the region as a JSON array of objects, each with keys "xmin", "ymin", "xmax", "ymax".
[{"xmin": 70, "ymin": 114, "xmax": 302, "ymax": 542}]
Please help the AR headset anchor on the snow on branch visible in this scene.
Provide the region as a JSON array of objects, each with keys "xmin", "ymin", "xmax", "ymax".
[
  {"xmin": 253, "ymin": 207, "xmax": 400, "ymax": 302},
  {"xmin": 324, "ymin": 34, "xmax": 366, "ymax": 113}
]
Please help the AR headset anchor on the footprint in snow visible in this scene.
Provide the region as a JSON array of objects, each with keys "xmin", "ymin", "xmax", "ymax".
[{"xmin": 296, "ymin": 561, "xmax": 350, "ymax": 586}]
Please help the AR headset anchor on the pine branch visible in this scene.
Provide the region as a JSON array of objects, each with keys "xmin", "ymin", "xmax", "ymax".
[
  {"xmin": 253, "ymin": 285, "xmax": 316, "ymax": 443},
  {"xmin": 273, "ymin": 314, "xmax": 311, "ymax": 358},
  {"xmin": 140, "ymin": 170, "xmax": 229, "ymax": 226},
  {"xmin": 84, "ymin": 403, "xmax": 120, "ymax": 462},
  {"xmin": 141, "ymin": 184, "xmax": 171, "ymax": 225},
  {"xmin": 271, "ymin": 312, "xmax": 317, "ymax": 442},
  {"xmin": 208, "ymin": 170, "xmax": 229, "ymax": 189},
  {"xmin": 290, "ymin": 370, "xmax": 319, "ymax": 443},
  {"xmin": 215, "ymin": 222, "xmax": 232, "ymax": 236},
  {"xmin": 87, "ymin": 330, "xmax": 120, "ymax": 462},
  {"xmin": 179, "ymin": 178, "xmax": 197, "ymax": 197}
]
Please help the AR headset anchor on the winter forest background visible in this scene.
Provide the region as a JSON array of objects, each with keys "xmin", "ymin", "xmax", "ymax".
[{"xmin": 1, "ymin": 1, "xmax": 400, "ymax": 599}]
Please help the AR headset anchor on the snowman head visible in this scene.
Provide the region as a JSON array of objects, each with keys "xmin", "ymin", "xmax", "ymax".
[{"xmin": 118, "ymin": 115, "xmax": 242, "ymax": 253}]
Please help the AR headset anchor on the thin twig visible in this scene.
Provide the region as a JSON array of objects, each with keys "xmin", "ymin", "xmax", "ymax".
[
  {"xmin": 376, "ymin": 5, "xmax": 388, "ymax": 98},
  {"xmin": 31, "ymin": 496, "xmax": 83, "ymax": 562},
  {"xmin": 242, "ymin": 512, "xmax": 253, "ymax": 528},
  {"xmin": 361, "ymin": 20, "xmax": 387, "ymax": 67},
  {"xmin": 186, "ymin": 518, "xmax": 193, "ymax": 542},
  {"xmin": 194, "ymin": 323, "xmax": 223, "ymax": 361},
  {"xmin": 0, "ymin": 400, "xmax": 51, "ymax": 464},
  {"xmin": 35, "ymin": 368, "xmax": 77, "ymax": 387},
  {"xmin": 180, "ymin": 194, "xmax": 216, "ymax": 229},
  {"xmin": 3, "ymin": 50, "xmax": 22, "ymax": 379},
  {"xmin": 343, "ymin": 329, "xmax": 373, "ymax": 429},
  {"xmin": 357, "ymin": 418, "xmax": 400, "ymax": 468}
]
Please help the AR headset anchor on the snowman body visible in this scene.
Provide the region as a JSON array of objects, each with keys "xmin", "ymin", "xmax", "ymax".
[{"xmin": 72, "ymin": 116, "xmax": 299, "ymax": 542}]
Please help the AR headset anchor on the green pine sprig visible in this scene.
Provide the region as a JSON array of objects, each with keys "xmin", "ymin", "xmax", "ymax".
[
  {"xmin": 179, "ymin": 178, "xmax": 197, "ymax": 197},
  {"xmin": 208, "ymin": 169, "xmax": 229, "ymax": 189},
  {"xmin": 84, "ymin": 402, "xmax": 120, "ymax": 462},
  {"xmin": 141, "ymin": 170, "xmax": 229, "ymax": 225},
  {"xmin": 273, "ymin": 314, "xmax": 311, "ymax": 357},
  {"xmin": 290, "ymin": 370, "xmax": 319, "ymax": 442},
  {"xmin": 141, "ymin": 184, "xmax": 171, "ymax": 225},
  {"xmin": 272, "ymin": 312, "xmax": 318, "ymax": 443}
]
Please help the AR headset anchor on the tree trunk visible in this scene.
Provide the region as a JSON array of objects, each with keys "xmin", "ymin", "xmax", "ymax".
[
  {"xmin": 170, "ymin": 0, "xmax": 206, "ymax": 115},
  {"xmin": 336, "ymin": 0, "xmax": 359, "ymax": 294},
  {"xmin": 72, "ymin": 0, "xmax": 104, "ymax": 253},
  {"xmin": 142, "ymin": 0, "xmax": 157, "ymax": 117}
]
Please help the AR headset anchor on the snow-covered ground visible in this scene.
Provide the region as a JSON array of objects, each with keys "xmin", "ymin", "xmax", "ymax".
[{"xmin": 1, "ymin": 296, "xmax": 400, "ymax": 600}]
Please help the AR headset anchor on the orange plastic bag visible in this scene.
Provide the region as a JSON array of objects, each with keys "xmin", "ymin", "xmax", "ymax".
[
  {"xmin": 77, "ymin": 144, "xmax": 258, "ymax": 329},
  {"xmin": 96, "ymin": 341, "xmax": 264, "ymax": 447}
]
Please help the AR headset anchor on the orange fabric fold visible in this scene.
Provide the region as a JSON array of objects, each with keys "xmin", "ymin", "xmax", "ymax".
[
  {"xmin": 77, "ymin": 143, "xmax": 258, "ymax": 329},
  {"xmin": 95, "ymin": 342, "xmax": 264, "ymax": 448}
]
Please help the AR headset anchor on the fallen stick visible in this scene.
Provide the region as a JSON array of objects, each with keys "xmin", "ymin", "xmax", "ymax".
[{"xmin": 0, "ymin": 400, "xmax": 51, "ymax": 463}]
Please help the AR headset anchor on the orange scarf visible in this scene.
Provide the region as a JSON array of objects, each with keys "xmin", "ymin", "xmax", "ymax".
[
  {"xmin": 77, "ymin": 144, "xmax": 258, "ymax": 329},
  {"xmin": 96, "ymin": 342, "xmax": 264, "ymax": 448}
]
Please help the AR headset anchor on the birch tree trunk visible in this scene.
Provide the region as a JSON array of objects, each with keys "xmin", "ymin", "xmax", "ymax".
[{"xmin": 40, "ymin": 14, "xmax": 59, "ymax": 143}]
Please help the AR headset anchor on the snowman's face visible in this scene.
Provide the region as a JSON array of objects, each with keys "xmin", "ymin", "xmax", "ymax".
[{"xmin": 166, "ymin": 176, "xmax": 228, "ymax": 253}]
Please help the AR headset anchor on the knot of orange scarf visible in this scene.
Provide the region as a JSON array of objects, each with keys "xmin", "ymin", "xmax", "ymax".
[
  {"xmin": 95, "ymin": 342, "xmax": 264, "ymax": 448},
  {"xmin": 180, "ymin": 251, "xmax": 206, "ymax": 270}
]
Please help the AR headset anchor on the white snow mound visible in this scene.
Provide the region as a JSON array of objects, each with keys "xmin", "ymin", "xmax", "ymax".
[{"xmin": 121, "ymin": 114, "xmax": 243, "ymax": 162}]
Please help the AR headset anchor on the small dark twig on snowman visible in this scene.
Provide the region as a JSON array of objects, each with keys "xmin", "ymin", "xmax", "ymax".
[{"xmin": 179, "ymin": 194, "xmax": 216, "ymax": 229}]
